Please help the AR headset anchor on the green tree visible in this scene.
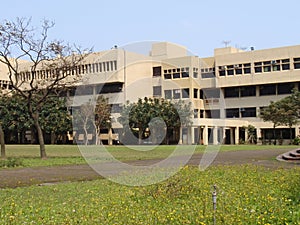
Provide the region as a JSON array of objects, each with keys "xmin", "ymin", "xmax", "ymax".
[
  {"xmin": 0, "ymin": 18, "xmax": 90, "ymax": 158},
  {"xmin": 260, "ymin": 101, "xmax": 284, "ymax": 145},
  {"xmin": 39, "ymin": 96, "xmax": 72, "ymax": 144},
  {"xmin": 0, "ymin": 93, "xmax": 32, "ymax": 158},
  {"xmin": 93, "ymin": 96, "xmax": 111, "ymax": 145},
  {"xmin": 73, "ymin": 101, "xmax": 95, "ymax": 146},
  {"xmin": 118, "ymin": 97, "xmax": 193, "ymax": 145}
]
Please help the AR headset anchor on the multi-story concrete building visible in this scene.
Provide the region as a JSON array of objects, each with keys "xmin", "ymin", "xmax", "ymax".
[{"xmin": 1, "ymin": 42, "xmax": 300, "ymax": 145}]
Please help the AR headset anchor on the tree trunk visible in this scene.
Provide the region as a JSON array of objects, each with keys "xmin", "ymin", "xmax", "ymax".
[
  {"xmin": 83, "ymin": 123, "xmax": 88, "ymax": 146},
  {"xmin": 33, "ymin": 114, "xmax": 47, "ymax": 159},
  {"xmin": 138, "ymin": 126, "xmax": 143, "ymax": 145},
  {"xmin": 0, "ymin": 123, "xmax": 6, "ymax": 159},
  {"xmin": 289, "ymin": 126, "xmax": 293, "ymax": 144},
  {"xmin": 273, "ymin": 125, "xmax": 276, "ymax": 145},
  {"xmin": 51, "ymin": 131, "xmax": 56, "ymax": 144}
]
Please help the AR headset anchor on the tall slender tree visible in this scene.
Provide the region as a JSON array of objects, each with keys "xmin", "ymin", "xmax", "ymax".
[{"xmin": 0, "ymin": 18, "xmax": 90, "ymax": 158}]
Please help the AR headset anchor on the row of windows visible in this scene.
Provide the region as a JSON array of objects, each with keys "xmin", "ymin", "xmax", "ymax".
[
  {"xmin": 153, "ymin": 66, "xmax": 199, "ymax": 79},
  {"xmin": 164, "ymin": 67, "xmax": 190, "ymax": 79},
  {"xmin": 60, "ymin": 82, "xmax": 123, "ymax": 97},
  {"xmin": 218, "ymin": 58, "xmax": 300, "ymax": 77},
  {"xmin": 193, "ymin": 107, "xmax": 257, "ymax": 119},
  {"xmin": 155, "ymin": 82, "xmax": 297, "ymax": 100},
  {"xmin": 19, "ymin": 60, "xmax": 117, "ymax": 81},
  {"xmin": 164, "ymin": 88, "xmax": 190, "ymax": 99},
  {"xmin": 224, "ymin": 82, "xmax": 297, "ymax": 98}
]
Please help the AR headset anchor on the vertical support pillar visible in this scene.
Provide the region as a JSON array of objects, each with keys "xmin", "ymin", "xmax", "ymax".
[
  {"xmin": 198, "ymin": 126, "xmax": 202, "ymax": 145},
  {"xmin": 203, "ymin": 125, "xmax": 208, "ymax": 145},
  {"xmin": 245, "ymin": 128, "xmax": 249, "ymax": 143},
  {"xmin": 256, "ymin": 128, "xmax": 262, "ymax": 145},
  {"xmin": 213, "ymin": 126, "xmax": 218, "ymax": 145},
  {"xmin": 230, "ymin": 128, "xmax": 234, "ymax": 144},
  {"xmin": 235, "ymin": 127, "xmax": 239, "ymax": 145},
  {"xmin": 189, "ymin": 126, "xmax": 194, "ymax": 145},
  {"xmin": 220, "ymin": 127, "xmax": 225, "ymax": 144},
  {"xmin": 178, "ymin": 126, "xmax": 183, "ymax": 145},
  {"xmin": 108, "ymin": 128, "xmax": 113, "ymax": 146}
]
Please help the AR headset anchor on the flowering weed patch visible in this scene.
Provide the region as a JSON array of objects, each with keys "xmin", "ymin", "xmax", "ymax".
[{"xmin": 0, "ymin": 165, "xmax": 299, "ymax": 224}]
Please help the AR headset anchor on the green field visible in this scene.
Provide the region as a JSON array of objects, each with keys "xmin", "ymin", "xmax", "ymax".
[
  {"xmin": 0, "ymin": 165, "xmax": 299, "ymax": 224},
  {"xmin": 1, "ymin": 144, "xmax": 298, "ymax": 168}
]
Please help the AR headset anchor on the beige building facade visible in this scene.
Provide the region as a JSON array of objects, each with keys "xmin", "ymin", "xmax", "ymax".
[{"xmin": 1, "ymin": 42, "xmax": 299, "ymax": 145}]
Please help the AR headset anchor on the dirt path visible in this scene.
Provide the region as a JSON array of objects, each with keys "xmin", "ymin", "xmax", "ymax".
[{"xmin": 0, "ymin": 149, "xmax": 299, "ymax": 189}]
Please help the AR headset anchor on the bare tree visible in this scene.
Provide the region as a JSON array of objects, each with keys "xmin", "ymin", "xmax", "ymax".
[{"xmin": 0, "ymin": 18, "xmax": 91, "ymax": 158}]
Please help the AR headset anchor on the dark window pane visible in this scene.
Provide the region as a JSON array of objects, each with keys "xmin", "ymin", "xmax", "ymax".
[
  {"xmin": 259, "ymin": 84, "xmax": 276, "ymax": 96},
  {"xmin": 278, "ymin": 83, "xmax": 294, "ymax": 95},
  {"xmin": 182, "ymin": 88, "xmax": 190, "ymax": 98},
  {"xmin": 165, "ymin": 90, "xmax": 172, "ymax": 99},
  {"xmin": 240, "ymin": 86, "xmax": 256, "ymax": 97},
  {"xmin": 241, "ymin": 107, "xmax": 256, "ymax": 117},
  {"xmin": 153, "ymin": 66, "xmax": 162, "ymax": 77},
  {"xmin": 226, "ymin": 108, "xmax": 239, "ymax": 118},
  {"xmin": 153, "ymin": 86, "xmax": 162, "ymax": 96},
  {"xmin": 224, "ymin": 87, "xmax": 239, "ymax": 98},
  {"xmin": 164, "ymin": 74, "xmax": 171, "ymax": 79}
]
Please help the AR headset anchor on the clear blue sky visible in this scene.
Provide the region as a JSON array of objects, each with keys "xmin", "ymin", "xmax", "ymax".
[{"xmin": 1, "ymin": 0, "xmax": 300, "ymax": 57}]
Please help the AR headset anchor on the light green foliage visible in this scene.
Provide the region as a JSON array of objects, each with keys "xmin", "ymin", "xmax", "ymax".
[
  {"xmin": 0, "ymin": 165, "xmax": 298, "ymax": 224},
  {"xmin": 118, "ymin": 97, "xmax": 193, "ymax": 144}
]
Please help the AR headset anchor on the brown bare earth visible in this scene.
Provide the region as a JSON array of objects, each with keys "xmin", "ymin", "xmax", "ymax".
[{"xmin": 0, "ymin": 149, "xmax": 299, "ymax": 189}]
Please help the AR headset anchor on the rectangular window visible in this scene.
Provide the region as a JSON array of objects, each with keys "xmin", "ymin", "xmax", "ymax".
[
  {"xmin": 259, "ymin": 84, "xmax": 276, "ymax": 96},
  {"xmin": 227, "ymin": 69, "xmax": 234, "ymax": 76},
  {"xmin": 193, "ymin": 88, "xmax": 198, "ymax": 98},
  {"xmin": 202, "ymin": 88, "xmax": 220, "ymax": 99},
  {"xmin": 164, "ymin": 73, "xmax": 171, "ymax": 79},
  {"xmin": 173, "ymin": 89, "xmax": 181, "ymax": 99},
  {"xmin": 277, "ymin": 83, "xmax": 294, "ymax": 95},
  {"xmin": 240, "ymin": 86, "xmax": 256, "ymax": 97},
  {"xmin": 153, "ymin": 66, "xmax": 162, "ymax": 77},
  {"xmin": 114, "ymin": 61, "xmax": 117, "ymax": 70},
  {"xmin": 263, "ymin": 66, "xmax": 271, "ymax": 72},
  {"xmin": 226, "ymin": 108, "xmax": 239, "ymax": 118},
  {"xmin": 294, "ymin": 58, "xmax": 300, "ymax": 69},
  {"xmin": 241, "ymin": 107, "xmax": 256, "ymax": 117},
  {"xmin": 200, "ymin": 110, "xmax": 204, "ymax": 118},
  {"xmin": 254, "ymin": 62, "xmax": 262, "ymax": 73},
  {"xmin": 181, "ymin": 72, "xmax": 189, "ymax": 78},
  {"xmin": 224, "ymin": 87, "xmax": 239, "ymax": 98},
  {"xmin": 182, "ymin": 88, "xmax": 190, "ymax": 98},
  {"xmin": 173, "ymin": 73, "xmax": 180, "ymax": 79},
  {"xmin": 282, "ymin": 64, "xmax": 290, "ymax": 70},
  {"xmin": 164, "ymin": 90, "xmax": 172, "ymax": 99},
  {"xmin": 243, "ymin": 63, "xmax": 251, "ymax": 74},
  {"xmin": 153, "ymin": 86, "xmax": 162, "ymax": 96}
]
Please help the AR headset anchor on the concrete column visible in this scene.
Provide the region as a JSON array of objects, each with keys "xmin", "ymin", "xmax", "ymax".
[
  {"xmin": 230, "ymin": 128, "xmax": 234, "ymax": 144},
  {"xmin": 245, "ymin": 128, "xmax": 249, "ymax": 143},
  {"xmin": 189, "ymin": 126, "xmax": 194, "ymax": 145},
  {"xmin": 203, "ymin": 125, "xmax": 208, "ymax": 145},
  {"xmin": 178, "ymin": 126, "xmax": 183, "ymax": 144},
  {"xmin": 235, "ymin": 127, "xmax": 239, "ymax": 145},
  {"xmin": 213, "ymin": 126, "xmax": 218, "ymax": 145},
  {"xmin": 108, "ymin": 128, "xmax": 113, "ymax": 146},
  {"xmin": 220, "ymin": 127, "xmax": 225, "ymax": 144},
  {"xmin": 296, "ymin": 126, "xmax": 300, "ymax": 137},
  {"xmin": 198, "ymin": 126, "xmax": 202, "ymax": 144},
  {"xmin": 256, "ymin": 128, "xmax": 262, "ymax": 144}
]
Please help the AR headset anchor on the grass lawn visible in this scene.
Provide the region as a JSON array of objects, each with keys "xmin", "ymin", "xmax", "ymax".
[
  {"xmin": 1, "ymin": 144, "xmax": 298, "ymax": 168},
  {"xmin": 0, "ymin": 165, "xmax": 299, "ymax": 224}
]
